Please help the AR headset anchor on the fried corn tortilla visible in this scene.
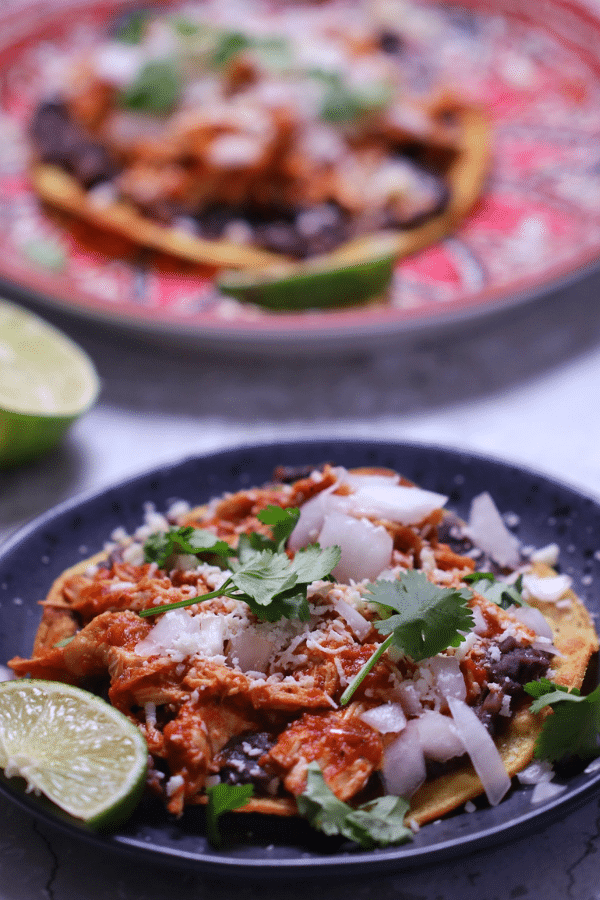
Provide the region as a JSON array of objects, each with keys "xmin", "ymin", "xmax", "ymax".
[
  {"xmin": 30, "ymin": 99, "xmax": 488, "ymax": 273},
  {"xmin": 27, "ymin": 0, "xmax": 491, "ymax": 292},
  {"xmin": 8, "ymin": 466, "xmax": 599, "ymax": 836}
]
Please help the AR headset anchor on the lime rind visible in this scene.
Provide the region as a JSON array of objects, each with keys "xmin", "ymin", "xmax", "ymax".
[
  {"xmin": 217, "ymin": 234, "xmax": 398, "ymax": 311},
  {"xmin": 0, "ymin": 299, "xmax": 100, "ymax": 467},
  {"xmin": 0, "ymin": 679, "xmax": 148, "ymax": 830}
]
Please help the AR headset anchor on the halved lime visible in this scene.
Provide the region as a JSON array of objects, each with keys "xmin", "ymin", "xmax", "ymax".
[
  {"xmin": 0, "ymin": 679, "xmax": 147, "ymax": 829},
  {"xmin": 0, "ymin": 299, "xmax": 100, "ymax": 467},
  {"xmin": 216, "ymin": 233, "xmax": 399, "ymax": 310}
]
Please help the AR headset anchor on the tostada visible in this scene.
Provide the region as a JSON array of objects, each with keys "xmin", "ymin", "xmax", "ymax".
[
  {"xmin": 8, "ymin": 463, "xmax": 599, "ymax": 846},
  {"xmin": 27, "ymin": 0, "xmax": 489, "ymax": 306}
]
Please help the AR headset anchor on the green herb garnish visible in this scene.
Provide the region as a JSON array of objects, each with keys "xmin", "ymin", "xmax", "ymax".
[
  {"xmin": 464, "ymin": 572, "xmax": 528, "ymax": 609},
  {"xmin": 205, "ymin": 782, "xmax": 254, "ymax": 847},
  {"xmin": 144, "ymin": 526, "xmax": 231, "ymax": 568},
  {"xmin": 340, "ymin": 571, "xmax": 474, "ymax": 705},
  {"xmin": 296, "ymin": 763, "xmax": 412, "ymax": 848},
  {"xmin": 315, "ymin": 74, "xmax": 392, "ymax": 124},
  {"xmin": 113, "ymin": 9, "xmax": 149, "ymax": 44},
  {"xmin": 525, "ymin": 678, "xmax": 600, "ymax": 762},
  {"xmin": 119, "ymin": 60, "xmax": 182, "ymax": 115},
  {"xmin": 139, "ymin": 506, "xmax": 339, "ymax": 622}
]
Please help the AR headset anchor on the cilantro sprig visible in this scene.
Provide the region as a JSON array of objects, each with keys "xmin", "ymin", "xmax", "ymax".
[
  {"xmin": 205, "ymin": 783, "xmax": 254, "ymax": 847},
  {"xmin": 139, "ymin": 506, "xmax": 339, "ymax": 622},
  {"xmin": 296, "ymin": 763, "xmax": 412, "ymax": 848},
  {"xmin": 525, "ymin": 678, "xmax": 600, "ymax": 762},
  {"xmin": 464, "ymin": 572, "xmax": 528, "ymax": 609},
  {"xmin": 340, "ymin": 571, "xmax": 474, "ymax": 705}
]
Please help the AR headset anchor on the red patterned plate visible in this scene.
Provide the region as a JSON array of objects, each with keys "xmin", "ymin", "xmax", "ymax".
[{"xmin": 1, "ymin": 0, "xmax": 600, "ymax": 351}]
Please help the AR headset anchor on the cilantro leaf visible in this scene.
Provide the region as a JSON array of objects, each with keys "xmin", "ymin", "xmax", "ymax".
[
  {"xmin": 119, "ymin": 60, "xmax": 182, "ymax": 115},
  {"xmin": 525, "ymin": 679, "xmax": 600, "ymax": 762},
  {"xmin": 368, "ymin": 571, "xmax": 474, "ymax": 661},
  {"xmin": 289, "ymin": 543, "xmax": 340, "ymax": 584},
  {"xmin": 340, "ymin": 570, "xmax": 474, "ymax": 705},
  {"xmin": 205, "ymin": 783, "xmax": 253, "ymax": 847},
  {"xmin": 465, "ymin": 572, "xmax": 527, "ymax": 609},
  {"xmin": 144, "ymin": 526, "xmax": 230, "ymax": 568},
  {"xmin": 296, "ymin": 763, "xmax": 412, "ymax": 848},
  {"xmin": 256, "ymin": 505, "xmax": 300, "ymax": 551},
  {"xmin": 229, "ymin": 549, "xmax": 299, "ymax": 606},
  {"xmin": 139, "ymin": 519, "xmax": 340, "ymax": 622}
]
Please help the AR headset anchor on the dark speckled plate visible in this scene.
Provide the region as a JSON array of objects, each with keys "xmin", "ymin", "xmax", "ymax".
[{"xmin": 1, "ymin": 439, "xmax": 600, "ymax": 879}]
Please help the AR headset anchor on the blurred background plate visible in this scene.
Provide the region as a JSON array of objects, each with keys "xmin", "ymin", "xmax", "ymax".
[
  {"xmin": 1, "ymin": 0, "xmax": 600, "ymax": 352},
  {"xmin": 2, "ymin": 439, "xmax": 600, "ymax": 878}
]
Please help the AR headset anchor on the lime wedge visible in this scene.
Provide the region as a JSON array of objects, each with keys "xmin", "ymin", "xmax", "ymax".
[
  {"xmin": 0, "ymin": 300, "xmax": 99, "ymax": 467},
  {"xmin": 0, "ymin": 679, "xmax": 148, "ymax": 829},
  {"xmin": 216, "ymin": 233, "xmax": 399, "ymax": 310}
]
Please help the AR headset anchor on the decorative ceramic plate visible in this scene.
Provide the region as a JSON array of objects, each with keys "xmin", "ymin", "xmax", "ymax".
[
  {"xmin": 1, "ymin": 0, "xmax": 600, "ymax": 351},
  {"xmin": 1, "ymin": 439, "xmax": 600, "ymax": 878}
]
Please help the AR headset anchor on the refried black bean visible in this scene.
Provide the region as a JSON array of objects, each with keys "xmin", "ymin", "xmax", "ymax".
[
  {"xmin": 216, "ymin": 731, "xmax": 277, "ymax": 793},
  {"xmin": 30, "ymin": 100, "xmax": 118, "ymax": 188},
  {"xmin": 475, "ymin": 638, "xmax": 552, "ymax": 735}
]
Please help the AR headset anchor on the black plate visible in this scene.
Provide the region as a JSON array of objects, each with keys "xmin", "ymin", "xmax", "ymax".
[{"xmin": 2, "ymin": 439, "xmax": 600, "ymax": 879}]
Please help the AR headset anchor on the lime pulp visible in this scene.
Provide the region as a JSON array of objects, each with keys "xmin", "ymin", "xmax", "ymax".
[{"xmin": 0, "ymin": 679, "xmax": 148, "ymax": 829}]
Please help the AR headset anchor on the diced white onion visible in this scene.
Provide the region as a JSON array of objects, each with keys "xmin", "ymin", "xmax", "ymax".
[
  {"xmin": 447, "ymin": 697, "xmax": 511, "ymax": 806},
  {"xmin": 228, "ymin": 629, "xmax": 273, "ymax": 674},
  {"xmin": 397, "ymin": 681, "xmax": 423, "ymax": 717},
  {"xmin": 288, "ymin": 482, "xmax": 340, "ymax": 550},
  {"xmin": 382, "ymin": 720, "xmax": 426, "ymax": 799},
  {"xmin": 135, "ymin": 608, "xmax": 225, "ymax": 662},
  {"xmin": 522, "ymin": 573, "xmax": 572, "ymax": 604},
  {"xmin": 332, "ymin": 597, "xmax": 372, "ymax": 640},
  {"xmin": 359, "ymin": 702, "xmax": 407, "ymax": 734},
  {"xmin": 467, "ymin": 492, "xmax": 521, "ymax": 568},
  {"xmin": 428, "ymin": 654, "xmax": 467, "ymax": 702},
  {"xmin": 318, "ymin": 512, "xmax": 393, "ymax": 583},
  {"xmin": 93, "ymin": 42, "xmax": 145, "ymax": 87},
  {"xmin": 414, "ymin": 710, "xmax": 465, "ymax": 762},
  {"xmin": 530, "ymin": 781, "xmax": 567, "ymax": 804},
  {"xmin": 342, "ymin": 482, "xmax": 448, "ymax": 525},
  {"xmin": 289, "ymin": 474, "xmax": 447, "ymax": 551},
  {"xmin": 517, "ymin": 759, "xmax": 554, "ymax": 785},
  {"xmin": 530, "ymin": 543, "xmax": 560, "ymax": 566},
  {"xmin": 508, "ymin": 604, "xmax": 554, "ymax": 641}
]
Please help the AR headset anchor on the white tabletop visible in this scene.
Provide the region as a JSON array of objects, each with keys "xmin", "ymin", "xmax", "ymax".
[{"xmin": 2, "ymin": 271, "xmax": 600, "ymax": 899}]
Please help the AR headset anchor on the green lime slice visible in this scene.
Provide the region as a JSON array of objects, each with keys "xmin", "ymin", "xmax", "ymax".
[
  {"xmin": 216, "ymin": 233, "xmax": 399, "ymax": 311},
  {"xmin": 0, "ymin": 300, "xmax": 100, "ymax": 467},
  {"xmin": 0, "ymin": 679, "xmax": 148, "ymax": 829}
]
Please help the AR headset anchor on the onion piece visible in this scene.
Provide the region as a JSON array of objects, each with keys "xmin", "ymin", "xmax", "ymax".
[
  {"xmin": 508, "ymin": 604, "xmax": 554, "ymax": 641},
  {"xmin": 344, "ymin": 482, "xmax": 448, "ymax": 525},
  {"xmin": 228, "ymin": 629, "xmax": 272, "ymax": 673},
  {"xmin": 467, "ymin": 492, "xmax": 521, "ymax": 568},
  {"xmin": 382, "ymin": 720, "xmax": 426, "ymax": 799},
  {"xmin": 428, "ymin": 654, "xmax": 467, "ymax": 702},
  {"xmin": 522, "ymin": 573, "xmax": 572, "ymax": 604},
  {"xmin": 414, "ymin": 710, "xmax": 465, "ymax": 762},
  {"xmin": 447, "ymin": 697, "xmax": 511, "ymax": 806},
  {"xmin": 332, "ymin": 597, "xmax": 372, "ymax": 641},
  {"xmin": 135, "ymin": 608, "xmax": 225, "ymax": 662},
  {"xmin": 359, "ymin": 702, "xmax": 407, "ymax": 734},
  {"xmin": 287, "ymin": 482, "xmax": 340, "ymax": 550},
  {"xmin": 318, "ymin": 512, "xmax": 393, "ymax": 583}
]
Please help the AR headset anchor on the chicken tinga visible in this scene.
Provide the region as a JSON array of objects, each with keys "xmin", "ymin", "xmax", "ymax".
[{"xmin": 8, "ymin": 464, "xmax": 599, "ymax": 847}]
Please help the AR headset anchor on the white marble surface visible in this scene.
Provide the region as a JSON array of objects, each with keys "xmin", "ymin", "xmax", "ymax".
[{"xmin": 3, "ymin": 247, "xmax": 600, "ymax": 898}]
